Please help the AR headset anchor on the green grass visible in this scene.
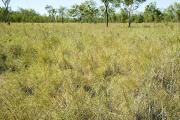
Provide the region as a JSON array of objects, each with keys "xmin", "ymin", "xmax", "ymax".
[{"xmin": 0, "ymin": 23, "xmax": 179, "ymax": 120}]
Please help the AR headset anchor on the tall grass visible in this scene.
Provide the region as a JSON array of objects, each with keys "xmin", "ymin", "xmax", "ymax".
[{"xmin": 0, "ymin": 23, "xmax": 179, "ymax": 120}]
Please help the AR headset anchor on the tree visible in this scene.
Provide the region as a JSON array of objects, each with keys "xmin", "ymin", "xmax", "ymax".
[
  {"xmin": 118, "ymin": 9, "xmax": 128, "ymax": 22},
  {"xmin": 101, "ymin": 0, "xmax": 113, "ymax": 27},
  {"xmin": 0, "ymin": 7, "xmax": 5, "ymax": 21},
  {"xmin": 144, "ymin": 2, "xmax": 163, "ymax": 23},
  {"xmin": 132, "ymin": 13, "xmax": 144, "ymax": 23},
  {"xmin": 18, "ymin": 8, "xmax": 42, "ymax": 22},
  {"xmin": 58, "ymin": 6, "xmax": 67, "ymax": 23},
  {"xmin": 114, "ymin": 0, "xmax": 146, "ymax": 27},
  {"xmin": 68, "ymin": 0, "xmax": 99, "ymax": 23},
  {"xmin": 164, "ymin": 2, "xmax": 180, "ymax": 22},
  {"xmin": 173, "ymin": 2, "xmax": 180, "ymax": 22},
  {"xmin": 80, "ymin": 0, "xmax": 99, "ymax": 23},
  {"xmin": 1, "ymin": 0, "xmax": 11, "ymax": 24},
  {"xmin": 45, "ymin": 5, "xmax": 57, "ymax": 22},
  {"xmin": 69, "ymin": 5, "xmax": 82, "ymax": 22}
]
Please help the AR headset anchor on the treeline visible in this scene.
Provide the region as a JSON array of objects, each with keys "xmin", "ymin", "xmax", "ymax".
[{"xmin": 0, "ymin": 1, "xmax": 179, "ymax": 24}]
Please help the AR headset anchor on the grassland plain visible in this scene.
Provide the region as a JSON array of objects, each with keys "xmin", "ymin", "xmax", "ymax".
[{"xmin": 0, "ymin": 23, "xmax": 179, "ymax": 120}]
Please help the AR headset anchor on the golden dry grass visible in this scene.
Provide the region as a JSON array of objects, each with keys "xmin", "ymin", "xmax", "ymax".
[{"xmin": 0, "ymin": 23, "xmax": 179, "ymax": 120}]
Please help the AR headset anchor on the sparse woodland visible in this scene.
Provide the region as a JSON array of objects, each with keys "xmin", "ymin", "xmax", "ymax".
[{"xmin": 0, "ymin": 1, "xmax": 179, "ymax": 24}]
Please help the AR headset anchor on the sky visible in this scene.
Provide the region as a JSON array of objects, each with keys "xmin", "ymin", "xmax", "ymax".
[{"xmin": 0, "ymin": 0, "xmax": 179, "ymax": 15}]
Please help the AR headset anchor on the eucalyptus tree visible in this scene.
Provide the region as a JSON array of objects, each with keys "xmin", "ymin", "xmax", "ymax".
[
  {"xmin": 114, "ymin": 0, "xmax": 146, "ymax": 27},
  {"xmin": 144, "ymin": 2, "xmax": 163, "ymax": 23},
  {"xmin": 118, "ymin": 8, "xmax": 128, "ymax": 22},
  {"xmin": 108, "ymin": 6, "xmax": 116, "ymax": 22},
  {"xmin": 78, "ymin": 3, "xmax": 87, "ymax": 22},
  {"xmin": 101, "ymin": 0, "xmax": 114, "ymax": 27},
  {"xmin": 1, "ymin": 0, "xmax": 11, "ymax": 24},
  {"xmin": 69, "ymin": 4, "xmax": 88, "ymax": 23},
  {"xmin": 99, "ymin": 5, "xmax": 116, "ymax": 23},
  {"xmin": 58, "ymin": 6, "xmax": 67, "ymax": 23},
  {"xmin": 173, "ymin": 2, "xmax": 180, "ymax": 22},
  {"xmin": 99, "ymin": 6, "xmax": 106, "ymax": 21},
  {"xmin": 81, "ymin": 0, "xmax": 99, "ymax": 23},
  {"xmin": 45, "ymin": 5, "xmax": 57, "ymax": 22},
  {"xmin": 164, "ymin": 2, "xmax": 180, "ymax": 22},
  {"xmin": 69, "ymin": 5, "xmax": 82, "ymax": 22}
]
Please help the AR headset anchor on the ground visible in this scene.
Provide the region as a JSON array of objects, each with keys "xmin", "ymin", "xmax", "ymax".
[{"xmin": 0, "ymin": 23, "xmax": 179, "ymax": 120}]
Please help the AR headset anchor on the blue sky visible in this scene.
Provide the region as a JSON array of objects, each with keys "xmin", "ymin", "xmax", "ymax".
[{"xmin": 0, "ymin": 0, "xmax": 179, "ymax": 14}]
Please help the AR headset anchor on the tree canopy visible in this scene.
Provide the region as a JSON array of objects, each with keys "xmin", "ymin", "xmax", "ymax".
[{"xmin": 0, "ymin": 0, "xmax": 179, "ymax": 25}]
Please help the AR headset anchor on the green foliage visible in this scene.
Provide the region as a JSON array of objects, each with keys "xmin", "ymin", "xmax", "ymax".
[
  {"xmin": 57, "ymin": 6, "xmax": 67, "ymax": 23},
  {"xmin": 1, "ymin": 0, "xmax": 11, "ymax": 24},
  {"xmin": 0, "ymin": 1, "xmax": 180, "ymax": 23},
  {"xmin": 132, "ymin": 13, "xmax": 144, "ymax": 23},
  {"xmin": 164, "ymin": 2, "xmax": 180, "ymax": 22},
  {"xmin": 45, "ymin": 5, "xmax": 57, "ymax": 22},
  {"xmin": 113, "ymin": 0, "xmax": 146, "ymax": 27},
  {"xmin": 12, "ymin": 8, "xmax": 45, "ymax": 22},
  {"xmin": 117, "ymin": 9, "xmax": 128, "ymax": 22},
  {"xmin": 0, "ymin": 7, "xmax": 5, "ymax": 21},
  {"xmin": 144, "ymin": 2, "xmax": 163, "ymax": 22},
  {"xmin": 68, "ymin": 0, "xmax": 100, "ymax": 23}
]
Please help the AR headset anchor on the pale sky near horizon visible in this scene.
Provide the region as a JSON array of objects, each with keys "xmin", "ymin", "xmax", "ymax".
[{"xmin": 0, "ymin": 0, "xmax": 179, "ymax": 15}]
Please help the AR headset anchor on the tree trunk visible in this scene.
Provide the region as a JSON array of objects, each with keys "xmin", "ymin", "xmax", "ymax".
[
  {"xmin": 80, "ymin": 17, "xmax": 82, "ymax": 24},
  {"xmin": 128, "ymin": 11, "xmax": 131, "ymax": 28},
  {"xmin": 105, "ymin": 5, "xmax": 109, "ymax": 27},
  {"xmin": 4, "ymin": 7, "xmax": 10, "ymax": 25},
  {"xmin": 62, "ymin": 16, "xmax": 64, "ymax": 23}
]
